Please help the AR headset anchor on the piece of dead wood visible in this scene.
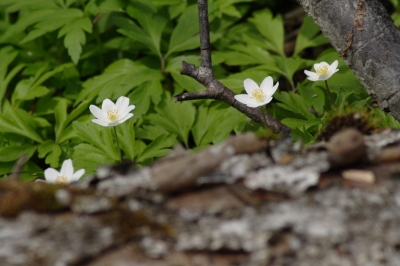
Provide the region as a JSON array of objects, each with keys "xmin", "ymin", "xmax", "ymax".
[
  {"xmin": 152, "ymin": 132, "xmax": 268, "ymax": 193},
  {"xmin": 342, "ymin": 169, "xmax": 375, "ymax": 183}
]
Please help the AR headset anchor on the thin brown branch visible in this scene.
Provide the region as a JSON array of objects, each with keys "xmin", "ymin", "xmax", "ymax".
[{"xmin": 175, "ymin": 1, "xmax": 291, "ymax": 137}]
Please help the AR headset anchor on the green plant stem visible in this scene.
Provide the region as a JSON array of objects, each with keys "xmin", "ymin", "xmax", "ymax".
[
  {"xmin": 325, "ymin": 80, "xmax": 338, "ymax": 109},
  {"xmin": 113, "ymin": 126, "xmax": 122, "ymax": 162},
  {"xmin": 261, "ymin": 106, "xmax": 268, "ymax": 128}
]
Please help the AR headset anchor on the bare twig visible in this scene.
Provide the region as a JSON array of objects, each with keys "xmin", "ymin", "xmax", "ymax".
[{"xmin": 175, "ymin": 0, "xmax": 291, "ymax": 137}]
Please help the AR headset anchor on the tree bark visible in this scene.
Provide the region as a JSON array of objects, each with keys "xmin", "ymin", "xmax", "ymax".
[{"xmin": 298, "ymin": 0, "xmax": 400, "ymax": 121}]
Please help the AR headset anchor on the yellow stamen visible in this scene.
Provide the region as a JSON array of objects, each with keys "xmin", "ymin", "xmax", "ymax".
[
  {"xmin": 55, "ymin": 175, "xmax": 68, "ymax": 184},
  {"xmin": 107, "ymin": 109, "xmax": 118, "ymax": 122},
  {"xmin": 251, "ymin": 88, "xmax": 264, "ymax": 103},
  {"xmin": 316, "ymin": 65, "xmax": 329, "ymax": 75}
]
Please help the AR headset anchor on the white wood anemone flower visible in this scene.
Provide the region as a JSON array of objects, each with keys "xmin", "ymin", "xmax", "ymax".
[
  {"xmin": 234, "ymin": 76, "xmax": 279, "ymax": 108},
  {"xmin": 304, "ymin": 60, "xmax": 339, "ymax": 81},
  {"xmin": 43, "ymin": 159, "xmax": 85, "ymax": 184},
  {"xmin": 89, "ymin": 96, "xmax": 135, "ymax": 127}
]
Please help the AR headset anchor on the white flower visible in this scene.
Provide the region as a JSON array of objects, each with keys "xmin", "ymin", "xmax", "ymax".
[
  {"xmin": 234, "ymin": 76, "xmax": 279, "ymax": 108},
  {"xmin": 304, "ymin": 60, "xmax": 339, "ymax": 81},
  {"xmin": 89, "ymin": 96, "xmax": 135, "ymax": 127},
  {"xmin": 43, "ymin": 159, "xmax": 85, "ymax": 184}
]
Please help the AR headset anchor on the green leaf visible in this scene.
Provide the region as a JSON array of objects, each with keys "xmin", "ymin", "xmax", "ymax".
[
  {"xmin": 63, "ymin": 27, "xmax": 87, "ymax": 64},
  {"xmin": 72, "ymin": 143, "xmax": 116, "ymax": 174},
  {"xmin": 146, "ymin": 92, "xmax": 195, "ymax": 147},
  {"xmin": 72, "ymin": 120, "xmax": 120, "ymax": 161},
  {"xmin": 291, "ymin": 126, "xmax": 315, "ymax": 144},
  {"xmin": 20, "ymin": 8, "xmax": 84, "ymax": 44},
  {"xmin": 0, "ymin": 46, "xmax": 26, "ymax": 110},
  {"xmin": 137, "ymin": 134, "xmax": 176, "ymax": 163},
  {"xmin": 38, "ymin": 140, "xmax": 62, "ymax": 168},
  {"xmin": 0, "ymin": 145, "xmax": 38, "ymax": 162},
  {"xmin": 76, "ymin": 59, "xmax": 162, "ymax": 104},
  {"xmin": 167, "ymin": 5, "xmax": 199, "ymax": 57},
  {"xmin": 294, "ymin": 15, "xmax": 329, "ymax": 56},
  {"xmin": 274, "ymin": 91, "xmax": 316, "ymax": 120},
  {"xmin": 297, "ymin": 83, "xmax": 325, "ymax": 115},
  {"xmin": 212, "ymin": 106, "xmax": 247, "ymax": 144},
  {"xmin": 128, "ymin": 80, "xmax": 162, "ymax": 121},
  {"xmin": 115, "ymin": 7, "xmax": 167, "ymax": 58},
  {"xmin": 0, "ymin": 107, "xmax": 43, "ymax": 143},
  {"xmin": 117, "ymin": 119, "xmax": 135, "ymax": 160},
  {"xmin": 248, "ymin": 9, "xmax": 284, "ymax": 56}
]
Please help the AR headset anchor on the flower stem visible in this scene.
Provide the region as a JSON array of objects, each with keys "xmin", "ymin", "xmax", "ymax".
[
  {"xmin": 325, "ymin": 80, "xmax": 338, "ymax": 109},
  {"xmin": 261, "ymin": 106, "xmax": 268, "ymax": 128},
  {"xmin": 113, "ymin": 126, "xmax": 122, "ymax": 162}
]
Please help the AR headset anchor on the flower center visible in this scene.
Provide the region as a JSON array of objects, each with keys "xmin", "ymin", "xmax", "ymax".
[
  {"xmin": 55, "ymin": 175, "xmax": 68, "ymax": 184},
  {"xmin": 251, "ymin": 88, "xmax": 265, "ymax": 103},
  {"xmin": 107, "ymin": 109, "xmax": 118, "ymax": 122},
  {"xmin": 316, "ymin": 66, "xmax": 329, "ymax": 75}
]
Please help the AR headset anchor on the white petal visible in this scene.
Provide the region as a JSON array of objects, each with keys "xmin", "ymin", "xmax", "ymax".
[
  {"xmin": 235, "ymin": 94, "xmax": 254, "ymax": 105},
  {"xmin": 260, "ymin": 97, "xmax": 273, "ymax": 105},
  {"xmin": 115, "ymin": 96, "xmax": 130, "ymax": 113},
  {"xmin": 329, "ymin": 60, "xmax": 339, "ymax": 72},
  {"xmin": 246, "ymin": 101, "xmax": 263, "ymax": 108},
  {"xmin": 118, "ymin": 113, "xmax": 134, "ymax": 124},
  {"xmin": 265, "ymin": 81, "xmax": 279, "ymax": 98},
  {"xmin": 317, "ymin": 62, "xmax": 329, "ymax": 68},
  {"xmin": 89, "ymin": 105, "xmax": 106, "ymax": 121},
  {"xmin": 101, "ymin": 99, "xmax": 115, "ymax": 112},
  {"xmin": 318, "ymin": 74, "xmax": 330, "ymax": 80},
  {"xmin": 313, "ymin": 63, "xmax": 321, "ymax": 71},
  {"xmin": 304, "ymin": 70, "xmax": 319, "ymax": 81},
  {"xmin": 92, "ymin": 119, "xmax": 111, "ymax": 127},
  {"xmin": 260, "ymin": 76, "xmax": 273, "ymax": 92},
  {"xmin": 119, "ymin": 105, "xmax": 135, "ymax": 119},
  {"xmin": 60, "ymin": 159, "xmax": 74, "ymax": 180},
  {"xmin": 44, "ymin": 168, "xmax": 59, "ymax": 183},
  {"xmin": 71, "ymin": 169, "xmax": 85, "ymax": 182},
  {"xmin": 243, "ymin": 79, "xmax": 259, "ymax": 95}
]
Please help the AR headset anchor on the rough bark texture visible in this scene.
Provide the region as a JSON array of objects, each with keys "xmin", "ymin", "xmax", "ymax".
[
  {"xmin": 2, "ymin": 129, "xmax": 400, "ymax": 265},
  {"xmin": 298, "ymin": 0, "xmax": 400, "ymax": 121}
]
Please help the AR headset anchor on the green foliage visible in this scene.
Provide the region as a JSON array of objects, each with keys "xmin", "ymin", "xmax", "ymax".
[{"xmin": 0, "ymin": 0, "xmax": 398, "ymax": 181}]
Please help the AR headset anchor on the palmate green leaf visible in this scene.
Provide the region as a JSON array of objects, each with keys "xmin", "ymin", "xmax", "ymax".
[
  {"xmin": 0, "ymin": 9, "xmax": 56, "ymax": 43},
  {"xmin": 297, "ymin": 82, "xmax": 325, "ymax": 115},
  {"xmin": 166, "ymin": 5, "xmax": 199, "ymax": 58},
  {"xmin": 76, "ymin": 59, "xmax": 162, "ymax": 104},
  {"xmin": 38, "ymin": 140, "xmax": 62, "ymax": 168},
  {"xmin": 58, "ymin": 17, "xmax": 92, "ymax": 64},
  {"xmin": 135, "ymin": 124, "xmax": 170, "ymax": 141},
  {"xmin": 72, "ymin": 120, "xmax": 120, "ymax": 162},
  {"xmin": 248, "ymin": 9, "xmax": 284, "ymax": 56},
  {"xmin": 274, "ymin": 91, "xmax": 316, "ymax": 120},
  {"xmin": 55, "ymin": 99, "xmax": 91, "ymax": 143},
  {"xmin": 137, "ymin": 134, "xmax": 176, "ymax": 163},
  {"xmin": 0, "ymin": 145, "xmax": 38, "ymax": 162},
  {"xmin": 280, "ymin": 118, "xmax": 321, "ymax": 129},
  {"xmin": 0, "ymin": 46, "xmax": 26, "ymax": 110},
  {"xmin": 115, "ymin": 7, "xmax": 167, "ymax": 59},
  {"xmin": 72, "ymin": 143, "xmax": 116, "ymax": 175},
  {"xmin": 192, "ymin": 102, "xmax": 231, "ymax": 147},
  {"xmin": 214, "ymin": 44, "xmax": 276, "ymax": 66},
  {"xmin": 146, "ymin": 92, "xmax": 195, "ymax": 148},
  {"xmin": 273, "ymin": 56, "xmax": 311, "ymax": 88},
  {"xmin": 12, "ymin": 63, "xmax": 71, "ymax": 107},
  {"xmin": 116, "ymin": 118, "xmax": 135, "ymax": 160},
  {"xmin": 20, "ymin": 8, "xmax": 84, "ymax": 44},
  {"xmin": 0, "ymin": 106, "xmax": 43, "ymax": 143},
  {"xmin": 128, "ymin": 80, "xmax": 162, "ymax": 121},
  {"xmin": 294, "ymin": 15, "xmax": 329, "ymax": 56},
  {"xmin": 291, "ymin": 126, "xmax": 315, "ymax": 144},
  {"xmin": 212, "ymin": 106, "xmax": 247, "ymax": 144},
  {"xmin": 1, "ymin": 0, "xmax": 57, "ymax": 12}
]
